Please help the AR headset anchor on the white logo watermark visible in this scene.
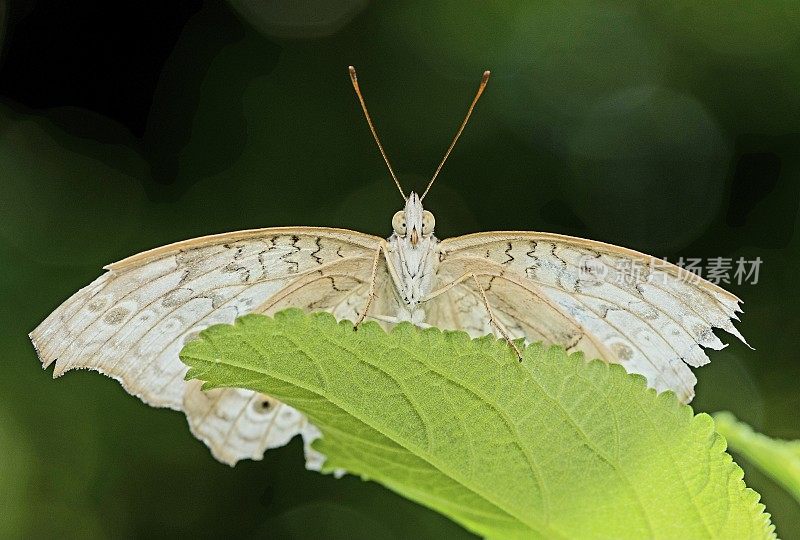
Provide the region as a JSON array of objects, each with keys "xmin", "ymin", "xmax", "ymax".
[{"xmin": 576, "ymin": 256, "xmax": 762, "ymax": 286}]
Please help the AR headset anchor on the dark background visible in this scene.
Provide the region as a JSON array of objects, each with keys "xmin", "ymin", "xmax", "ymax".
[{"xmin": 1, "ymin": 1, "xmax": 798, "ymax": 538}]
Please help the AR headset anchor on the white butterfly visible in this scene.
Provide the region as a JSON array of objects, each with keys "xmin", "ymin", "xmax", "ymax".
[{"xmin": 30, "ymin": 67, "xmax": 747, "ymax": 467}]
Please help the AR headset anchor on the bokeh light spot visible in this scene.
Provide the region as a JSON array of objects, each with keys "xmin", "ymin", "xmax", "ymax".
[{"xmin": 564, "ymin": 86, "xmax": 730, "ymax": 251}]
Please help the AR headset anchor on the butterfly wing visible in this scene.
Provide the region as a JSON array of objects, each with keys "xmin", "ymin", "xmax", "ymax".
[
  {"xmin": 435, "ymin": 232, "xmax": 746, "ymax": 403},
  {"xmin": 424, "ymin": 276, "xmax": 611, "ymax": 362},
  {"xmin": 183, "ymin": 381, "xmax": 326, "ymax": 468},
  {"xmin": 183, "ymin": 276, "xmax": 392, "ymax": 466},
  {"xmin": 30, "ymin": 227, "xmax": 383, "ymax": 464}
]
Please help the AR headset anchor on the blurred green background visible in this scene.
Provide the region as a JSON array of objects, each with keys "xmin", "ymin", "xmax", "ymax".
[{"xmin": 0, "ymin": 1, "xmax": 798, "ymax": 538}]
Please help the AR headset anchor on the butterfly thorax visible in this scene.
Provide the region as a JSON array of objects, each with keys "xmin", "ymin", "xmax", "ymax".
[{"xmin": 386, "ymin": 233, "xmax": 438, "ymax": 310}]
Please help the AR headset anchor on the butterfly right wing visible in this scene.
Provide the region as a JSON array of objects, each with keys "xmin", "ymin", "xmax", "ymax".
[
  {"xmin": 30, "ymin": 227, "xmax": 383, "ymax": 465},
  {"xmin": 434, "ymin": 231, "xmax": 746, "ymax": 403}
]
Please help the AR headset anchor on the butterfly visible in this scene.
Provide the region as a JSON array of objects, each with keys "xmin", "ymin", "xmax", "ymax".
[{"xmin": 30, "ymin": 66, "xmax": 747, "ymax": 467}]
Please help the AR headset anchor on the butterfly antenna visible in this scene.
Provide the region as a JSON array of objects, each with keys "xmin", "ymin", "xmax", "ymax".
[
  {"xmin": 421, "ymin": 70, "xmax": 490, "ymax": 200},
  {"xmin": 349, "ymin": 66, "xmax": 406, "ymax": 200}
]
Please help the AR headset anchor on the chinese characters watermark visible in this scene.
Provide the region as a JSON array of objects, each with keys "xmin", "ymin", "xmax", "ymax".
[
  {"xmin": 670, "ymin": 256, "xmax": 762, "ymax": 285},
  {"xmin": 577, "ymin": 255, "xmax": 763, "ymax": 286}
]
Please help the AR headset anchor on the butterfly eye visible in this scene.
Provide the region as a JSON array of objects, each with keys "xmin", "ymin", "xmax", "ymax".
[
  {"xmin": 392, "ymin": 211, "xmax": 407, "ymax": 235},
  {"xmin": 421, "ymin": 211, "xmax": 435, "ymax": 235}
]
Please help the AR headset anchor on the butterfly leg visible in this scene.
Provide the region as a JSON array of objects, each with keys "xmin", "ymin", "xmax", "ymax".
[
  {"xmin": 469, "ymin": 274, "xmax": 523, "ymax": 361},
  {"xmin": 420, "ymin": 272, "xmax": 483, "ymax": 302},
  {"xmin": 354, "ymin": 242, "xmax": 387, "ymax": 329}
]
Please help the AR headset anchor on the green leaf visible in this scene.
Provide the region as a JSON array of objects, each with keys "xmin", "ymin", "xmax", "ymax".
[
  {"xmin": 180, "ymin": 309, "xmax": 774, "ymax": 539},
  {"xmin": 714, "ymin": 411, "xmax": 800, "ymax": 505}
]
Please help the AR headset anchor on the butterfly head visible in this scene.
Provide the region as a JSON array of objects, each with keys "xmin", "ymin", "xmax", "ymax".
[{"xmin": 392, "ymin": 191, "xmax": 435, "ymax": 247}]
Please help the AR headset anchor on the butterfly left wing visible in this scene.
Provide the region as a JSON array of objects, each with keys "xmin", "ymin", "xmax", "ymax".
[
  {"xmin": 435, "ymin": 232, "xmax": 747, "ymax": 403},
  {"xmin": 30, "ymin": 227, "xmax": 384, "ymax": 465}
]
